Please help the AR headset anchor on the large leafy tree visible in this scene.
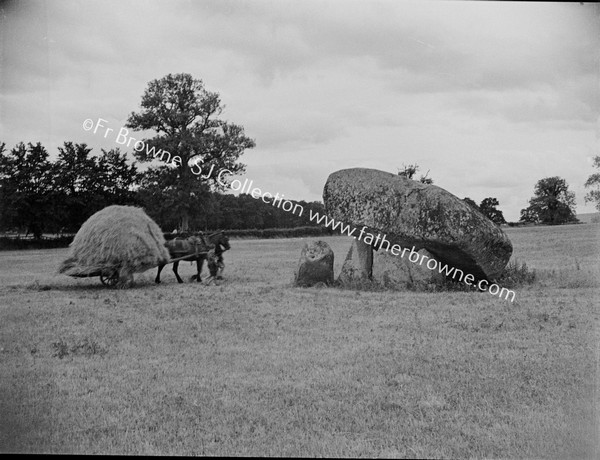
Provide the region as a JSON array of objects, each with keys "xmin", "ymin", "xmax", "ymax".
[
  {"xmin": 520, "ymin": 177, "xmax": 578, "ymax": 225},
  {"xmin": 584, "ymin": 155, "xmax": 600, "ymax": 211},
  {"xmin": 0, "ymin": 142, "xmax": 55, "ymax": 238},
  {"xmin": 479, "ymin": 197, "xmax": 506, "ymax": 225},
  {"xmin": 126, "ymin": 73, "xmax": 255, "ymax": 231},
  {"xmin": 134, "ymin": 165, "xmax": 215, "ymax": 232}
]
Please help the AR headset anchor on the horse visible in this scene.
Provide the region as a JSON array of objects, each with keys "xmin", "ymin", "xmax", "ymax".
[
  {"xmin": 155, "ymin": 231, "xmax": 230, "ymax": 284},
  {"xmin": 155, "ymin": 233, "xmax": 208, "ymax": 284}
]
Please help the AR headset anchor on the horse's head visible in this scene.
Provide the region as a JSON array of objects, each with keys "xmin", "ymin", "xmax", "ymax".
[
  {"xmin": 210, "ymin": 231, "xmax": 230, "ymax": 251},
  {"xmin": 220, "ymin": 232, "xmax": 230, "ymax": 251}
]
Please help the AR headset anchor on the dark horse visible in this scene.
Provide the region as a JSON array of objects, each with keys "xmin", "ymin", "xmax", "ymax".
[{"xmin": 155, "ymin": 231, "xmax": 230, "ymax": 284}]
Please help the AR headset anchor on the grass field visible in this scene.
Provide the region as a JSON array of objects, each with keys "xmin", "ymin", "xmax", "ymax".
[{"xmin": 1, "ymin": 224, "xmax": 599, "ymax": 457}]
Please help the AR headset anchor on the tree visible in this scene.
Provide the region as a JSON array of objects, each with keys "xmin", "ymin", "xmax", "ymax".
[
  {"xmin": 584, "ymin": 155, "xmax": 600, "ymax": 211},
  {"xmin": 520, "ymin": 177, "xmax": 578, "ymax": 225},
  {"xmin": 51, "ymin": 142, "xmax": 139, "ymax": 231},
  {"xmin": 126, "ymin": 73, "xmax": 255, "ymax": 231},
  {"xmin": 0, "ymin": 141, "xmax": 140, "ymax": 235},
  {"xmin": 463, "ymin": 196, "xmax": 506, "ymax": 224},
  {"xmin": 134, "ymin": 165, "xmax": 215, "ymax": 232},
  {"xmin": 463, "ymin": 197, "xmax": 480, "ymax": 211},
  {"xmin": 0, "ymin": 142, "xmax": 56, "ymax": 238},
  {"xmin": 519, "ymin": 207, "xmax": 539, "ymax": 224},
  {"xmin": 97, "ymin": 148, "xmax": 138, "ymax": 205},
  {"xmin": 479, "ymin": 197, "xmax": 506, "ymax": 225},
  {"xmin": 398, "ymin": 163, "xmax": 434, "ymax": 184}
]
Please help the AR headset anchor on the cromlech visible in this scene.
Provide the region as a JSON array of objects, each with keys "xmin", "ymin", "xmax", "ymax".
[{"xmin": 323, "ymin": 168, "xmax": 513, "ymax": 288}]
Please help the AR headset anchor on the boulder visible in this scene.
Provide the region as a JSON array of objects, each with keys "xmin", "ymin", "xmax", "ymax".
[
  {"xmin": 338, "ymin": 238, "xmax": 445, "ymax": 289},
  {"xmin": 294, "ymin": 240, "xmax": 334, "ymax": 287},
  {"xmin": 324, "ymin": 168, "xmax": 512, "ymax": 281},
  {"xmin": 372, "ymin": 247, "xmax": 445, "ymax": 290}
]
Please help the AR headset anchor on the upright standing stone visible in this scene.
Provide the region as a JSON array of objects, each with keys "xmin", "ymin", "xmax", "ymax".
[
  {"xmin": 295, "ymin": 240, "xmax": 334, "ymax": 287},
  {"xmin": 338, "ymin": 238, "xmax": 373, "ymax": 285}
]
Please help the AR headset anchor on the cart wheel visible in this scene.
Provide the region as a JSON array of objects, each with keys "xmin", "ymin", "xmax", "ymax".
[{"xmin": 100, "ymin": 271, "xmax": 119, "ymax": 286}]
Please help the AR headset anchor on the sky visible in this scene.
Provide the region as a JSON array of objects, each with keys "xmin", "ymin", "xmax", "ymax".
[{"xmin": 1, "ymin": 0, "xmax": 598, "ymax": 222}]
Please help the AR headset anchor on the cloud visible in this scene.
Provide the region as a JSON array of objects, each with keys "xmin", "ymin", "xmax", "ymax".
[
  {"xmin": 452, "ymin": 79, "xmax": 597, "ymax": 127},
  {"xmin": 0, "ymin": 0, "xmax": 598, "ymax": 222},
  {"xmin": 249, "ymin": 111, "xmax": 346, "ymax": 150}
]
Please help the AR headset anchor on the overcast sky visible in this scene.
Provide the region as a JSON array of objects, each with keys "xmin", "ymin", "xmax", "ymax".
[{"xmin": 1, "ymin": 0, "xmax": 598, "ymax": 221}]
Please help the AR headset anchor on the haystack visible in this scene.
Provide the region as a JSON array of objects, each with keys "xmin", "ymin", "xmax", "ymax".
[{"xmin": 58, "ymin": 205, "xmax": 170, "ymax": 284}]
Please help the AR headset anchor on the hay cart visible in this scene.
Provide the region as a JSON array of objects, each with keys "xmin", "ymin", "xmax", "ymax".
[
  {"xmin": 67, "ymin": 250, "xmax": 208, "ymax": 286},
  {"xmin": 67, "ymin": 265, "xmax": 123, "ymax": 286}
]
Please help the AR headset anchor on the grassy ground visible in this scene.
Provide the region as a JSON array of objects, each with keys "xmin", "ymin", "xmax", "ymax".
[{"xmin": 0, "ymin": 224, "xmax": 598, "ymax": 457}]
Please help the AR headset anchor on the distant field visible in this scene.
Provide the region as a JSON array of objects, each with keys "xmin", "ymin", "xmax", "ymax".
[
  {"xmin": 576, "ymin": 212, "xmax": 600, "ymax": 224},
  {"xmin": 0, "ymin": 224, "xmax": 598, "ymax": 457}
]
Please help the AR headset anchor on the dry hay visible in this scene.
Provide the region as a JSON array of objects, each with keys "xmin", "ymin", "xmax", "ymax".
[{"xmin": 58, "ymin": 205, "xmax": 170, "ymax": 283}]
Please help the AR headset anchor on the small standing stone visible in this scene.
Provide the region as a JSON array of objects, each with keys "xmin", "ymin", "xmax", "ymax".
[
  {"xmin": 295, "ymin": 241, "xmax": 334, "ymax": 287},
  {"xmin": 338, "ymin": 238, "xmax": 373, "ymax": 285}
]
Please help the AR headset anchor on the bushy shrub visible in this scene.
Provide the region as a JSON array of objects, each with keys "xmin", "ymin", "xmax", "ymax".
[{"xmin": 496, "ymin": 260, "xmax": 536, "ymax": 287}]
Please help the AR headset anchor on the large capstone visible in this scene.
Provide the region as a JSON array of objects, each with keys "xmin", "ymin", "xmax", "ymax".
[
  {"xmin": 324, "ymin": 168, "xmax": 512, "ymax": 281},
  {"xmin": 294, "ymin": 240, "xmax": 334, "ymax": 287}
]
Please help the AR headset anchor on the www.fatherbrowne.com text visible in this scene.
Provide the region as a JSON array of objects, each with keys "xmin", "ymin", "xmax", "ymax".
[
  {"xmin": 305, "ymin": 212, "xmax": 515, "ymax": 302},
  {"xmin": 83, "ymin": 117, "xmax": 516, "ymax": 302}
]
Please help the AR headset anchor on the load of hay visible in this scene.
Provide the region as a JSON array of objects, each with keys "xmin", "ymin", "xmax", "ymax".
[{"xmin": 58, "ymin": 205, "xmax": 170, "ymax": 284}]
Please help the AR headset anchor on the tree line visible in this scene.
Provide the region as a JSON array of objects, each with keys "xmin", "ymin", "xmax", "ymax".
[
  {"xmin": 0, "ymin": 140, "xmax": 594, "ymax": 239},
  {"xmin": 397, "ymin": 162, "xmax": 589, "ymax": 226},
  {"xmin": 2, "ymin": 73, "xmax": 598, "ymax": 239},
  {"xmin": 0, "ymin": 141, "xmax": 327, "ymax": 238}
]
